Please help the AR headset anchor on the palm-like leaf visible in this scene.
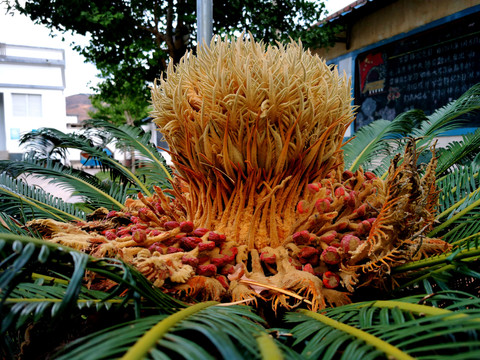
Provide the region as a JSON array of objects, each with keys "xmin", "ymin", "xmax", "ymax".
[
  {"xmin": 0, "ymin": 172, "xmax": 85, "ymax": 222},
  {"xmin": 1, "ymin": 155, "xmax": 127, "ymax": 210},
  {"xmin": 392, "ymin": 242, "xmax": 480, "ymax": 294},
  {"xmin": 84, "ymin": 119, "xmax": 173, "ymax": 187},
  {"xmin": 430, "ymin": 163, "xmax": 480, "ymax": 242},
  {"xmin": 412, "ymin": 83, "xmax": 480, "ymax": 140},
  {"xmin": 435, "ymin": 128, "xmax": 480, "ymax": 176},
  {"xmin": 0, "ymin": 233, "xmax": 184, "ymax": 338},
  {"xmin": 286, "ymin": 294, "xmax": 480, "ymax": 359},
  {"xmin": 55, "ymin": 303, "xmax": 268, "ymax": 360},
  {"xmin": 342, "ymin": 114, "xmax": 415, "ymax": 173},
  {"xmin": 0, "ymin": 212, "xmax": 40, "ymax": 237},
  {"xmin": 344, "ymin": 83, "xmax": 480, "ymax": 175},
  {"xmin": 19, "ymin": 127, "xmax": 155, "ymax": 195}
]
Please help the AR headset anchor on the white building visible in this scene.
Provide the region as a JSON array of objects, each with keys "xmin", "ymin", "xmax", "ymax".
[{"xmin": 0, "ymin": 43, "xmax": 68, "ymax": 160}]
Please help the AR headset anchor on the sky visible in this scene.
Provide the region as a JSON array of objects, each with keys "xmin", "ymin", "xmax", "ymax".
[{"xmin": 0, "ymin": 0, "xmax": 353, "ymax": 97}]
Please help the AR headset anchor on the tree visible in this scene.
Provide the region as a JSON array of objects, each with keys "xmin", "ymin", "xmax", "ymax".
[{"xmin": 7, "ymin": 0, "xmax": 339, "ymax": 125}]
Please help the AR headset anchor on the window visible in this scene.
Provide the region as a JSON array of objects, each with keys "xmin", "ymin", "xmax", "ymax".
[{"xmin": 12, "ymin": 93, "xmax": 42, "ymax": 117}]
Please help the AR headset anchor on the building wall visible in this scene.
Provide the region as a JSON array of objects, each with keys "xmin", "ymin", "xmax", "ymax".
[
  {"xmin": 316, "ymin": 0, "xmax": 480, "ymax": 61},
  {"xmin": 315, "ymin": 0, "xmax": 480, "ymax": 137},
  {"xmin": 0, "ymin": 43, "xmax": 67, "ymax": 159}
]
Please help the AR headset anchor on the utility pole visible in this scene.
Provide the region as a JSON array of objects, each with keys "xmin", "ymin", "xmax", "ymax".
[{"xmin": 196, "ymin": 0, "xmax": 213, "ymax": 46}]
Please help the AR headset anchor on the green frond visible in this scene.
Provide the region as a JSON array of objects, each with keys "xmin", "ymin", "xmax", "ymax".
[
  {"xmin": 256, "ymin": 333, "xmax": 284, "ymax": 360},
  {"xmin": 0, "ymin": 212, "xmax": 41, "ymax": 237},
  {"xmin": 391, "ymin": 244, "xmax": 480, "ymax": 294},
  {"xmin": 122, "ymin": 301, "xmax": 219, "ymax": 360},
  {"xmin": 397, "ymin": 290, "xmax": 480, "ymax": 310},
  {"xmin": 430, "ymin": 187, "xmax": 480, "ymax": 240},
  {"xmin": 365, "ymin": 84, "xmax": 480, "ymax": 178},
  {"xmin": 435, "ymin": 128, "xmax": 480, "ymax": 176},
  {"xmin": 426, "ymin": 162, "xmax": 480, "ymax": 245},
  {"xmin": 412, "ymin": 82, "xmax": 480, "ymax": 140},
  {"xmin": 0, "ymin": 233, "xmax": 184, "ymax": 336},
  {"xmin": 436, "ymin": 163, "xmax": 480, "ymax": 216},
  {"xmin": 286, "ymin": 295, "xmax": 480, "ymax": 360},
  {"xmin": 85, "ymin": 119, "xmax": 173, "ymax": 184},
  {"xmin": 1, "ymin": 156, "xmax": 126, "ymax": 210},
  {"xmin": 343, "ymin": 114, "xmax": 414, "ymax": 172},
  {"xmin": 20, "ymin": 127, "xmax": 154, "ymax": 195},
  {"xmin": 0, "ymin": 172, "xmax": 85, "ymax": 222},
  {"xmin": 4, "ymin": 280, "xmax": 131, "ymax": 331},
  {"xmin": 55, "ymin": 304, "xmax": 266, "ymax": 360}
]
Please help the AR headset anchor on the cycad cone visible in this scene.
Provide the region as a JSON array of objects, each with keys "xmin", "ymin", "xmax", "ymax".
[{"xmin": 151, "ymin": 35, "xmax": 354, "ymax": 250}]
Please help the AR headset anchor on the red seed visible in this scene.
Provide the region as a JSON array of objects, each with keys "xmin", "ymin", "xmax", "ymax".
[
  {"xmin": 137, "ymin": 208, "xmax": 151, "ymax": 222},
  {"xmin": 323, "ymin": 271, "xmax": 340, "ymax": 289},
  {"xmin": 319, "ymin": 230, "xmax": 337, "ymax": 244},
  {"xmin": 354, "ymin": 203, "xmax": 367, "ymax": 217},
  {"xmin": 260, "ymin": 252, "xmax": 276, "ymax": 264},
  {"xmin": 362, "ymin": 219, "xmax": 372, "ymax": 232},
  {"xmin": 164, "ymin": 221, "xmax": 180, "ymax": 230},
  {"xmin": 315, "ymin": 198, "xmax": 331, "ymax": 213},
  {"xmin": 132, "ymin": 229, "xmax": 147, "ymax": 243},
  {"xmin": 179, "ymin": 221, "xmax": 194, "ymax": 233},
  {"xmin": 148, "ymin": 242, "xmax": 165, "ymax": 253},
  {"xmin": 307, "ymin": 183, "xmax": 321, "ymax": 193},
  {"xmin": 223, "ymin": 247, "xmax": 238, "ymax": 262},
  {"xmin": 150, "ymin": 229, "xmax": 162, "ymax": 236},
  {"xmin": 106, "ymin": 210, "xmax": 117, "ymax": 218},
  {"xmin": 335, "ymin": 220, "xmax": 349, "ymax": 231},
  {"xmin": 155, "ymin": 203, "xmax": 166, "ymax": 215},
  {"xmin": 196, "ymin": 264, "xmax": 217, "ymax": 277},
  {"xmin": 220, "ymin": 264, "xmax": 235, "ymax": 275},
  {"xmin": 130, "ymin": 216, "xmax": 140, "ymax": 224},
  {"xmin": 163, "ymin": 237, "xmax": 178, "ymax": 246},
  {"xmin": 303, "ymin": 263, "xmax": 315, "ymax": 274},
  {"xmin": 198, "ymin": 241, "xmax": 216, "ymax": 251},
  {"xmin": 216, "ymin": 275, "xmax": 229, "ymax": 289},
  {"xmin": 181, "ymin": 255, "xmax": 199, "ymax": 267},
  {"xmin": 297, "ymin": 200, "xmax": 309, "ymax": 214},
  {"xmin": 341, "ymin": 234, "xmax": 362, "ymax": 253},
  {"xmin": 193, "ymin": 228, "xmax": 209, "ymax": 237},
  {"xmin": 131, "ymin": 223, "xmax": 149, "ymax": 231},
  {"xmin": 345, "ymin": 191, "xmax": 356, "ymax": 207},
  {"xmin": 364, "ymin": 171, "xmax": 376, "ymax": 180},
  {"xmin": 179, "ymin": 236, "xmax": 202, "ymax": 250},
  {"xmin": 342, "ymin": 170, "xmax": 354, "ymax": 180},
  {"xmin": 208, "ymin": 232, "xmax": 226, "ymax": 244},
  {"xmin": 104, "ymin": 229, "xmax": 117, "ymax": 240},
  {"xmin": 334, "ymin": 186, "xmax": 345, "ymax": 197},
  {"xmin": 321, "ymin": 246, "xmax": 341, "ymax": 265},
  {"xmin": 298, "ymin": 246, "xmax": 320, "ymax": 265},
  {"xmin": 167, "ymin": 246, "xmax": 184, "ymax": 254},
  {"xmin": 211, "ymin": 256, "xmax": 230, "ymax": 267},
  {"xmin": 293, "ymin": 230, "xmax": 312, "ymax": 245}
]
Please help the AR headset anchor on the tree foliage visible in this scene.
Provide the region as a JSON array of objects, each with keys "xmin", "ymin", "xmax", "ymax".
[{"xmin": 7, "ymin": 0, "xmax": 339, "ymax": 124}]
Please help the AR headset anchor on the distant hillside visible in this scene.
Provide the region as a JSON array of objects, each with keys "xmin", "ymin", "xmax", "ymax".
[{"xmin": 66, "ymin": 94, "xmax": 94, "ymax": 122}]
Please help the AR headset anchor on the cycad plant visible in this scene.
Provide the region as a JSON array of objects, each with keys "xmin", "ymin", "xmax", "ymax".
[{"xmin": 1, "ymin": 36, "xmax": 480, "ymax": 359}]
